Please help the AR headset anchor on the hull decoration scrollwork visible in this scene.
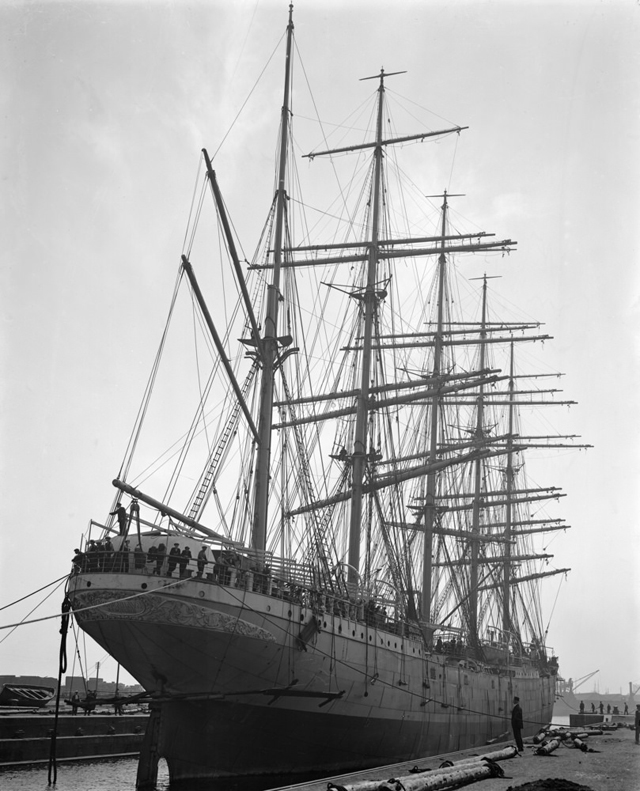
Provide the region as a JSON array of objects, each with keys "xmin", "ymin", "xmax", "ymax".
[{"xmin": 73, "ymin": 590, "xmax": 276, "ymax": 642}]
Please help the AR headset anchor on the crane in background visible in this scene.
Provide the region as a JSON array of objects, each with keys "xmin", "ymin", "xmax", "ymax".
[{"xmin": 567, "ymin": 670, "xmax": 600, "ymax": 693}]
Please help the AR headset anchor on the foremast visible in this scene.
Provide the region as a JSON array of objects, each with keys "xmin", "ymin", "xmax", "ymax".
[{"xmin": 252, "ymin": 4, "xmax": 295, "ymax": 553}]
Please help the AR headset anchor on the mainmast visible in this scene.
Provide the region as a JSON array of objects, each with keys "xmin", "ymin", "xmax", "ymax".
[
  {"xmin": 420, "ymin": 193, "xmax": 450, "ymax": 623},
  {"xmin": 251, "ymin": 5, "xmax": 295, "ymax": 552},
  {"xmin": 347, "ymin": 69, "xmax": 387, "ymax": 584}
]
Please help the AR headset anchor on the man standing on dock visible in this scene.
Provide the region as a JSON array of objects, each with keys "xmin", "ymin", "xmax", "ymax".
[
  {"xmin": 635, "ymin": 704, "xmax": 640, "ymax": 744},
  {"xmin": 511, "ymin": 696, "xmax": 524, "ymax": 753}
]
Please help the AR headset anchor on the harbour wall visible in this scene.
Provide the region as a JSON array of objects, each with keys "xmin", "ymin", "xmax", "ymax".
[{"xmin": 0, "ymin": 714, "xmax": 148, "ymax": 766}]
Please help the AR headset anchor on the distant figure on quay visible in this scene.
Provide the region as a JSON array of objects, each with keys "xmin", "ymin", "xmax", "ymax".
[{"xmin": 511, "ymin": 696, "xmax": 524, "ymax": 752}]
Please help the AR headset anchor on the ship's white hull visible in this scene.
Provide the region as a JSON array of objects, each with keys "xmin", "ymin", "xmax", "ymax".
[{"xmin": 69, "ymin": 571, "xmax": 555, "ymax": 782}]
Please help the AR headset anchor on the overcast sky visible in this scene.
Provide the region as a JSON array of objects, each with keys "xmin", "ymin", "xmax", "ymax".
[{"xmin": 1, "ymin": 0, "xmax": 638, "ymax": 696}]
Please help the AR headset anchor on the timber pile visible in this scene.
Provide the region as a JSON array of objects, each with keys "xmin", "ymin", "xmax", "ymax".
[
  {"xmin": 327, "ymin": 746, "xmax": 518, "ymax": 791},
  {"xmin": 532, "ymin": 725, "xmax": 605, "ymax": 756}
]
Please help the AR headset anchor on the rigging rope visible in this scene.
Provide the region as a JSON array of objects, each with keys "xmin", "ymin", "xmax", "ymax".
[
  {"xmin": 211, "ymin": 32, "xmax": 286, "ymax": 162},
  {"xmin": 0, "ymin": 578, "xmax": 66, "ymax": 645},
  {"xmin": 0, "ymin": 575, "xmax": 69, "ymax": 612}
]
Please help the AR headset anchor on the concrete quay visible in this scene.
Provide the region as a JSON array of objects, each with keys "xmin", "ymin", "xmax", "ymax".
[
  {"xmin": 0, "ymin": 712, "xmax": 148, "ymax": 766},
  {"xmin": 270, "ymin": 726, "xmax": 639, "ymax": 791}
]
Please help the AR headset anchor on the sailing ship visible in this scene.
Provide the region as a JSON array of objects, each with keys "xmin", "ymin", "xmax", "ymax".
[{"xmin": 66, "ymin": 7, "xmax": 586, "ymax": 785}]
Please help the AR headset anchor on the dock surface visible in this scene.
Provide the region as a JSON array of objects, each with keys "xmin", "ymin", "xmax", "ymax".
[{"xmin": 269, "ymin": 727, "xmax": 639, "ymax": 791}]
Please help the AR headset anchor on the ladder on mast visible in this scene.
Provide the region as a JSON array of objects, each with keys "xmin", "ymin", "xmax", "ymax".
[{"xmin": 189, "ymin": 365, "xmax": 258, "ymax": 522}]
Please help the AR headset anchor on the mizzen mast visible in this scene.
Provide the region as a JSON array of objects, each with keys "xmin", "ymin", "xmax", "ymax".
[{"xmin": 468, "ymin": 273, "xmax": 491, "ymax": 645}]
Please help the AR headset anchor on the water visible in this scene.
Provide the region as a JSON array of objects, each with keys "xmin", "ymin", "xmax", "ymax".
[
  {"xmin": 0, "ymin": 758, "xmax": 326, "ymax": 791},
  {"xmin": 0, "ymin": 757, "xmax": 168, "ymax": 791}
]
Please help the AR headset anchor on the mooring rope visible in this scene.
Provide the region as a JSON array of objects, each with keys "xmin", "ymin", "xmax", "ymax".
[{"xmin": 47, "ymin": 596, "xmax": 70, "ymax": 786}]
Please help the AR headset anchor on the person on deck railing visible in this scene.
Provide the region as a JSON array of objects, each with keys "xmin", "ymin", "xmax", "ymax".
[
  {"xmin": 196, "ymin": 546, "xmax": 208, "ymax": 578},
  {"xmin": 167, "ymin": 543, "xmax": 181, "ymax": 577},
  {"xmin": 134, "ymin": 543, "xmax": 146, "ymax": 571},
  {"xmin": 147, "ymin": 544, "xmax": 157, "ymax": 574},
  {"xmin": 179, "ymin": 546, "xmax": 192, "ymax": 577},
  {"xmin": 86, "ymin": 541, "xmax": 98, "ymax": 572},
  {"xmin": 155, "ymin": 543, "xmax": 166, "ymax": 575},
  {"xmin": 71, "ymin": 548, "xmax": 85, "ymax": 575},
  {"xmin": 114, "ymin": 539, "xmax": 130, "ymax": 572},
  {"xmin": 104, "ymin": 537, "xmax": 115, "ymax": 571}
]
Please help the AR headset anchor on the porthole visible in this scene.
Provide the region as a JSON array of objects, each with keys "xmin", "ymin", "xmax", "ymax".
[
  {"xmin": 86, "ymin": 581, "xmax": 92, "ymax": 588},
  {"xmin": 141, "ymin": 583, "xmax": 147, "ymax": 590},
  {"xmin": 361, "ymin": 632, "xmax": 364, "ymax": 639},
  {"xmin": 352, "ymin": 630, "xmax": 356, "ymax": 636},
  {"xmin": 300, "ymin": 614, "xmax": 304, "ymax": 621},
  {"xmin": 267, "ymin": 605, "xmax": 271, "ymax": 612},
  {"xmin": 338, "ymin": 626, "xmax": 342, "ymax": 633},
  {"xmin": 288, "ymin": 610, "xmax": 292, "ymax": 617},
  {"xmin": 199, "ymin": 590, "xmax": 205, "ymax": 598},
  {"xmin": 323, "ymin": 621, "xmax": 327, "ymax": 628},
  {"xmin": 369, "ymin": 635, "xmax": 372, "ymax": 642}
]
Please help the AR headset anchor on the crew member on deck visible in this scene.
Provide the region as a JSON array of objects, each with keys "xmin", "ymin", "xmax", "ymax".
[
  {"xmin": 179, "ymin": 546, "xmax": 192, "ymax": 577},
  {"xmin": 71, "ymin": 548, "xmax": 85, "ymax": 574},
  {"xmin": 119, "ymin": 539, "xmax": 130, "ymax": 572},
  {"xmin": 167, "ymin": 543, "xmax": 181, "ymax": 577},
  {"xmin": 197, "ymin": 546, "xmax": 208, "ymax": 578},
  {"xmin": 110, "ymin": 502, "xmax": 128, "ymax": 535},
  {"xmin": 155, "ymin": 543, "xmax": 166, "ymax": 575},
  {"xmin": 104, "ymin": 537, "xmax": 115, "ymax": 571},
  {"xmin": 134, "ymin": 543, "xmax": 146, "ymax": 570}
]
